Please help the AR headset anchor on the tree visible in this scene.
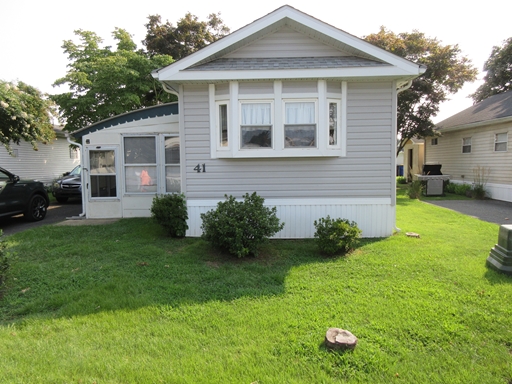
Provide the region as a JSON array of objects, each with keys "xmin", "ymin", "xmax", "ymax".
[
  {"xmin": 143, "ymin": 12, "xmax": 230, "ymax": 59},
  {"xmin": 471, "ymin": 37, "xmax": 512, "ymax": 103},
  {"xmin": 0, "ymin": 80, "xmax": 56, "ymax": 152},
  {"xmin": 364, "ymin": 27, "xmax": 478, "ymax": 156},
  {"xmin": 51, "ymin": 28, "xmax": 175, "ymax": 133}
]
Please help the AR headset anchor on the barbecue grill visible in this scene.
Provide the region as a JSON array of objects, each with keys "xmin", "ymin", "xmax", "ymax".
[{"xmin": 415, "ymin": 164, "xmax": 450, "ymax": 196}]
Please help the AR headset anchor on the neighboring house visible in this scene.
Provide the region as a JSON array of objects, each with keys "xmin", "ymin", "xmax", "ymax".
[
  {"xmin": 0, "ymin": 125, "xmax": 80, "ymax": 185},
  {"xmin": 402, "ymin": 137, "xmax": 424, "ymax": 181},
  {"xmin": 425, "ymin": 90, "xmax": 512, "ymax": 202},
  {"xmin": 72, "ymin": 5, "xmax": 425, "ymax": 238}
]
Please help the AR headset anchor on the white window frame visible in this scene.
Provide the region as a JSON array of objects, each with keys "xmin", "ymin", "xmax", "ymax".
[
  {"xmin": 163, "ymin": 134, "xmax": 181, "ymax": 194},
  {"xmin": 239, "ymin": 100, "xmax": 274, "ymax": 150},
  {"xmin": 327, "ymin": 99, "xmax": 341, "ymax": 149},
  {"xmin": 283, "ymin": 99, "xmax": 318, "ymax": 149},
  {"xmin": 494, "ymin": 132, "xmax": 508, "ymax": 152},
  {"xmin": 462, "ymin": 137, "xmax": 471, "ymax": 154},
  {"xmin": 216, "ymin": 101, "xmax": 230, "ymax": 150},
  {"xmin": 209, "ymin": 80, "xmax": 347, "ymax": 158}
]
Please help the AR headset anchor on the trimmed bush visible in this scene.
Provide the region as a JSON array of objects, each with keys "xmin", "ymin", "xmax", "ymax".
[
  {"xmin": 200, "ymin": 192, "xmax": 284, "ymax": 258},
  {"xmin": 313, "ymin": 216, "xmax": 362, "ymax": 255},
  {"xmin": 396, "ymin": 176, "xmax": 407, "ymax": 184},
  {"xmin": 150, "ymin": 193, "xmax": 188, "ymax": 237}
]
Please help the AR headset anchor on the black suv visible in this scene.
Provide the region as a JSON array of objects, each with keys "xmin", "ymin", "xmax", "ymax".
[
  {"xmin": 52, "ymin": 165, "xmax": 82, "ymax": 203},
  {"xmin": 0, "ymin": 167, "xmax": 50, "ymax": 221}
]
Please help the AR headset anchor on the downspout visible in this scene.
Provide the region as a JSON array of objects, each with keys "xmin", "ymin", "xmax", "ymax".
[
  {"xmin": 393, "ymin": 80, "xmax": 413, "ymax": 233},
  {"xmin": 66, "ymin": 134, "xmax": 86, "ymax": 218}
]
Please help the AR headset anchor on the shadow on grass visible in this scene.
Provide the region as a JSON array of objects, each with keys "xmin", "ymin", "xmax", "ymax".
[
  {"xmin": 0, "ymin": 218, "xmax": 387, "ymax": 324},
  {"xmin": 483, "ymin": 267, "xmax": 512, "ymax": 284}
]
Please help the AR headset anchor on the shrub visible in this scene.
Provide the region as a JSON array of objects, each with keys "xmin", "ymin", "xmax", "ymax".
[
  {"xmin": 313, "ymin": 216, "xmax": 362, "ymax": 255},
  {"xmin": 150, "ymin": 193, "xmax": 188, "ymax": 237},
  {"xmin": 407, "ymin": 180, "xmax": 423, "ymax": 199},
  {"xmin": 454, "ymin": 183, "xmax": 473, "ymax": 197},
  {"xmin": 396, "ymin": 176, "xmax": 407, "ymax": 184},
  {"xmin": 472, "ymin": 166, "xmax": 490, "ymax": 199},
  {"xmin": 200, "ymin": 192, "xmax": 284, "ymax": 258}
]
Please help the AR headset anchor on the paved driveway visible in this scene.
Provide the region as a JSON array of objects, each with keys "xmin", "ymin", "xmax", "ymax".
[
  {"xmin": 426, "ymin": 199, "xmax": 512, "ymax": 226},
  {"xmin": 0, "ymin": 200, "xmax": 83, "ymax": 237}
]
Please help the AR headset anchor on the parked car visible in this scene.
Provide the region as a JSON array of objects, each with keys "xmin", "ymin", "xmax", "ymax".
[
  {"xmin": 0, "ymin": 167, "xmax": 50, "ymax": 221},
  {"xmin": 52, "ymin": 165, "xmax": 82, "ymax": 203}
]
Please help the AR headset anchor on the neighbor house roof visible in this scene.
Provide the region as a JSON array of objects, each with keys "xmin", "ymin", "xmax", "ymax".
[
  {"xmin": 152, "ymin": 5, "xmax": 425, "ymax": 91},
  {"xmin": 436, "ymin": 90, "xmax": 512, "ymax": 132}
]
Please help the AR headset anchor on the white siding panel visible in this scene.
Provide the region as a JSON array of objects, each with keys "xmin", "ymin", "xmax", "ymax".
[
  {"xmin": 187, "ymin": 198, "xmax": 393, "ymax": 238},
  {"xmin": 225, "ymin": 26, "xmax": 348, "ymax": 59}
]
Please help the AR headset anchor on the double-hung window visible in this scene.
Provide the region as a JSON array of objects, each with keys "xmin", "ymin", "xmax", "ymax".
[
  {"xmin": 495, "ymin": 133, "xmax": 508, "ymax": 152},
  {"xmin": 462, "ymin": 137, "xmax": 471, "ymax": 153},
  {"xmin": 124, "ymin": 136, "xmax": 157, "ymax": 193},
  {"xmin": 284, "ymin": 101, "xmax": 316, "ymax": 148},
  {"xmin": 240, "ymin": 102, "xmax": 272, "ymax": 148}
]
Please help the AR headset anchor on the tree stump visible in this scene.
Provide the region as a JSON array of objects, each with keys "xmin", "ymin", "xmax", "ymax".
[{"xmin": 325, "ymin": 328, "xmax": 358, "ymax": 350}]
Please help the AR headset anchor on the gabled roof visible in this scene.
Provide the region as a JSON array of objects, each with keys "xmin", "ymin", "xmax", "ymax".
[
  {"xmin": 152, "ymin": 5, "xmax": 425, "ymax": 89},
  {"xmin": 436, "ymin": 90, "xmax": 512, "ymax": 132}
]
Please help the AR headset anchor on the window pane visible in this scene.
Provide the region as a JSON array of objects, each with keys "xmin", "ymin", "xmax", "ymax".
[
  {"xmin": 166, "ymin": 166, "xmax": 181, "ymax": 193},
  {"xmin": 495, "ymin": 142, "xmax": 507, "ymax": 152},
  {"xmin": 285, "ymin": 125, "xmax": 316, "ymax": 147},
  {"xmin": 462, "ymin": 145, "xmax": 471, "ymax": 153},
  {"xmin": 90, "ymin": 150, "xmax": 115, "ymax": 174},
  {"xmin": 285, "ymin": 102, "xmax": 315, "ymax": 124},
  {"xmin": 165, "ymin": 137, "xmax": 180, "ymax": 164},
  {"xmin": 241, "ymin": 127, "xmax": 272, "ymax": 148},
  {"xmin": 241, "ymin": 103, "xmax": 271, "ymax": 125},
  {"xmin": 125, "ymin": 166, "xmax": 157, "ymax": 193},
  {"xmin": 329, "ymin": 102, "xmax": 338, "ymax": 145},
  {"xmin": 496, "ymin": 133, "xmax": 507, "ymax": 142},
  {"xmin": 91, "ymin": 175, "xmax": 117, "ymax": 197},
  {"xmin": 219, "ymin": 104, "xmax": 228, "ymax": 147},
  {"xmin": 124, "ymin": 137, "xmax": 156, "ymax": 164}
]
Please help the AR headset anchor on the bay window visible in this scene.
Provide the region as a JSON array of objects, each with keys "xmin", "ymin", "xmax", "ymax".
[{"xmin": 209, "ymin": 80, "xmax": 346, "ymax": 158}]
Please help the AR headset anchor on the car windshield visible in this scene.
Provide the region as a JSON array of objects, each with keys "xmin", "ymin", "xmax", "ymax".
[{"xmin": 69, "ymin": 166, "xmax": 81, "ymax": 176}]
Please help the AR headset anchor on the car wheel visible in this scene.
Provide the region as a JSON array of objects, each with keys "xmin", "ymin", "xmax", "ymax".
[
  {"xmin": 56, "ymin": 196, "xmax": 69, "ymax": 203},
  {"xmin": 24, "ymin": 194, "xmax": 47, "ymax": 222}
]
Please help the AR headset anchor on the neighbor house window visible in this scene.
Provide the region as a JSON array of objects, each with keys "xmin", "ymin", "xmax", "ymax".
[
  {"xmin": 164, "ymin": 136, "xmax": 180, "ymax": 193},
  {"xmin": 462, "ymin": 137, "xmax": 471, "ymax": 153},
  {"xmin": 89, "ymin": 150, "xmax": 116, "ymax": 198},
  {"xmin": 69, "ymin": 147, "xmax": 79, "ymax": 159},
  {"xmin": 240, "ymin": 102, "xmax": 272, "ymax": 148},
  {"xmin": 124, "ymin": 136, "xmax": 157, "ymax": 193},
  {"xmin": 495, "ymin": 133, "xmax": 508, "ymax": 152},
  {"xmin": 284, "ymin": 101, "xmax": 316, "ymax": 148},
  {"xmin": 431, "ymin": 138, "xmax": 438, "ymax": 146}
]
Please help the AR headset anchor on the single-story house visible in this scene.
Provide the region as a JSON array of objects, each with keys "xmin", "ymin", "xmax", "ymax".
[
  {"xmin": 425, "ymin": 90, "xmax": 512, "ymax": 202},
  {"xmin": 0, "ymin": 125, "xmax": 80, "ymax": 185},
  {"xmin": 72, "ymin": 5, "xmax": 425, "ymax": 238}
]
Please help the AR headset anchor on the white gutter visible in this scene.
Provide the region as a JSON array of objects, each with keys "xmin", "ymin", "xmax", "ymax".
[{"xmin": 66, "ymin": 134, "xmax": 86, "ymax": 218}]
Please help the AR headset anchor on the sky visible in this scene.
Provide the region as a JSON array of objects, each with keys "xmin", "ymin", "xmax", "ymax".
[{"xmin": 2, "ymin": 0, "xmax": 511, "ymax": 123}]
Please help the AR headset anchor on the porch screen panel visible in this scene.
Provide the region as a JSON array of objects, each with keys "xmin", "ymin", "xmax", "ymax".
[
  {"xmin": 89, "ymin": 150, "xmax": 116, "ymax": 198},
  {"xmin": 165, "ymin": 136, "xmax": 180, "ymax": 193}
]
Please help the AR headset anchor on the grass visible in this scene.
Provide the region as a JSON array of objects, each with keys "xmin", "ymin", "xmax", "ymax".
[{"xmin": 0, "ymin": 189, "xmax": 511, "ymax": 383}]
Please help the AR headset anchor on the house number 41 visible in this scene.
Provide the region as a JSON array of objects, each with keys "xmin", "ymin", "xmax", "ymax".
[{"xmin": 194, "ymin": 163, "xmax": 206, "ymax": 173}]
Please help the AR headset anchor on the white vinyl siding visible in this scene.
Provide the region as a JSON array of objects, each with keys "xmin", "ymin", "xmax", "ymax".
[
  {"xmin": 225, "ymin": 26, "xmax": 349, "ymax": 59},
  {"xmin": 183, "ymin": 82, "xmax": 394, "ymax": 201},
  {"xmin": 426, "ymin": 123, "xmax": 512, "ymax": 186}
]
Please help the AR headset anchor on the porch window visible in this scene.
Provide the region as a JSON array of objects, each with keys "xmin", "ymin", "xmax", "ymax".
[
  {"xmin": 462, "ymin": 137, "xmax": 471, "ymax": 153},
  {"xmin": 328, "ymin": 100, "xmax": 340, "ymax": 146},
  {"xmin": 165, "ymin": 136, "xmax": 180, "ymax": 193},
  {"xmin": 284, "ymin": 101, "xmax": 316, "ymax": 148},
  {"xmin": 124, "ymin": 136, "xmax": 157, "ymax": 193},
  {"xmin": 89, "ymin": 150, "xmax": 116, "ymax": 198},
  {"xmin": 240, "ymin": 102, "xmax": 272, "ymax": 148},
  {"xmin": 218, "ymin": 103, "xmax": 229, "ymax": 147},
  {"xmin": 495, "ymin": 133, "xmax": 508, "ymax": 152}
]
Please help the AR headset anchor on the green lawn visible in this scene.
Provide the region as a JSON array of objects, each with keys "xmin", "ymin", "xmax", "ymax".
[{"xmin": 0, "ymin": 189, "xmax": 511, "ymax": 383}]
